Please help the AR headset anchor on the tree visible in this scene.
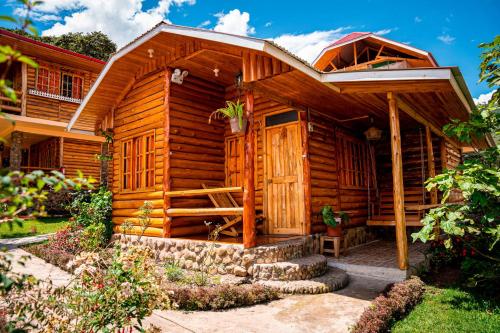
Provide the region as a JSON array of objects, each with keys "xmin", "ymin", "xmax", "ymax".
[
  {"xmin": 4, "ymin": 29, "xmax": 117, "ymax": 61},
  {"xmin": 412, "ymin": 36, "xmax": 499, "ymax": 288}
]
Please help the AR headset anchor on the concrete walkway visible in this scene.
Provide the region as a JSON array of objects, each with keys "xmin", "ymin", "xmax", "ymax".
[{"xmin": 7, "ymin": 247, "xmax": 388, "ymax": 333}]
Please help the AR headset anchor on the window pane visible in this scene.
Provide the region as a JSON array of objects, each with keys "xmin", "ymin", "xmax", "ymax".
[{"xmin": 265, "ymin": 111, "xmax": 298, "ymax": 127}]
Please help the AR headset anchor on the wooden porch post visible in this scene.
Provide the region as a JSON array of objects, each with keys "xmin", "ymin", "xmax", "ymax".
[
  {"xmin": 163, "ymin": 68, "xmax": 172, "ymax": 238},
  {"xmin": 425, "ymin": 126, "xmax": 438, "ymax": 204},
  {"xmin": 300, "ymin": 110, "xmax": 312, "ymax": 235},
  {"xmin": 243, "ymin": 89, "xmax": 256, "ymax": 248},
  {"xmin": 21, "ymin": 63, "xmax": 27, "ymax": 116},
  {"xmin": 388, "ymin": 92, "xmax": 408, "ymax": 270}
]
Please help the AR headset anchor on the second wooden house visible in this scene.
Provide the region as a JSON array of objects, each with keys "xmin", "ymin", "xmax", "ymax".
[{"xmin": 0, "ymin": 29, "xmax": 106, "ymax": 182}]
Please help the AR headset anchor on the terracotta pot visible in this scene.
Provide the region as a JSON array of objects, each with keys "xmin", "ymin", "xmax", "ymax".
[
  {"xmin": 326, "ymin": 225, "xmax": 342, "ymax": 237},
  {"xmin": 326, "ymin": 217, "xmax": 342, "ymax": 237},
  {"xmin": 230, "ymin": 117, "xmax": 247, "ymax": 134}
]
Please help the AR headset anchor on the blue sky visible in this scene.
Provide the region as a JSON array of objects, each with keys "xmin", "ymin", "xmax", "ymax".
[{"xmin": 2, "ymin": 0, "xmax": 499, "ymax": 100}]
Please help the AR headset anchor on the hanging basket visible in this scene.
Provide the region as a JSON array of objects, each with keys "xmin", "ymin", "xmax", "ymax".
[{"xmin": 230, "ymin": 117, "xmax": 247, "ymax": 134}]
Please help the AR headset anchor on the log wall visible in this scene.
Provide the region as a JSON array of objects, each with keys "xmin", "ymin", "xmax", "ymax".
[
  {"xmin": 62, "ymin": 138, "xmax": 101, "ymax": 180},
  {"xmin": 168, "ymin": 75, "xmax": 226, "ymax": 237},
  {"xmin": 25, "ymin": 58, "xmax": 98, "ymax": 131},
  {"xmin": 111, "ymin": 69, "xmax": 167, "ymax": 237}
]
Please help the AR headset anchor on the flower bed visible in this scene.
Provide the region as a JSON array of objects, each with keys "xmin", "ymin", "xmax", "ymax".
[
  {"xmin": 352, "ymin": 277, "xmax": 425, "ymax": 333},
  {"xmin": 22, "ymin": 242, "xmax": 280, "ymax": 312},
  {"xmin": 23, "ymin": 243, "xmax": 75, "ymax": 272},
  {"xmin": 166, "ymin": 283, "xmax": 279, "ymax": 311}
]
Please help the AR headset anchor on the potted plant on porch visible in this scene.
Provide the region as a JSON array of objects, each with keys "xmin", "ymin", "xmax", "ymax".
[
  {"xmin": 209, "ymin": 100, "xmax": 246, "ymax": 134},
  {"xmin": 321, "ymin": 205, "xmax": 349, "ymax": 237}
]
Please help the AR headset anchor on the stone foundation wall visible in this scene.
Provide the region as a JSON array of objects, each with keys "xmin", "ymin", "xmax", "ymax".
[
  {"xmin": 344, "ymin": 226, "xmax": 377, "ymax": 248},
  {"xmin": 113, "ymin": 234, "xmax": 322, "ymax": 277}
]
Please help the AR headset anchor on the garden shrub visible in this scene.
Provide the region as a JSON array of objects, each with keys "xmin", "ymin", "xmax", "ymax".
[
  {"xmin": 352, "ymin": 277, "xmax": 425, "ymax": 333},
  {"xmin": 4, "ymin": 246, "xmax": 170, "ymax": 332},
  {"xmin": 47, "ymin": 223, "xmax": 84, "ymax": 255},
  {"xmin": 69, "ymin": 187, "xmax": 113, "ymax": 240},
  {"xmin": 164, "ymin": 260, "xmax": 185, "ymax": 282},
  {"xmin": 43, "ymin": 188, "xmax": 74, "ymax": 215},
  {"xmin": 23, "ymin": 243, "xmax": 76, "ymax": 273},
  {"xmin": 80, "ymin": 222, "xmax": 107, "ymax": 251},
  {"xmin": 166, "ymin": 283, "xmax": 280, "ymax": 311}
]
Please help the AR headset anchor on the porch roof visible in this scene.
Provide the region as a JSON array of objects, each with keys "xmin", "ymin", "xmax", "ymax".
[{"xmin": 67, "ymin": 22, "xmax": 483, "ymax": 146}]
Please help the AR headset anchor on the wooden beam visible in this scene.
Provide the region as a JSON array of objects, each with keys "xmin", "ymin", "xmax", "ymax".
[
  {"xmin": 388, "ymin": 92, "xmax": 408, "ymax": 270},
  {"xmin": 353, "ymin": 42, "xmax": 358, "ymax": 66},
  {"xmin": 21, "ymin": 63, "xmax": 27, "ymax": 116},
  {"xmin": 165, "ymin": 186, "xmax": 243, "ymax": 197},
  {"xmin": 425, "ymin": 126, "xmax": 438, "ymax": 204},
  {"xmin": 163, "ymin": 68, "xmax": 172, "ymax": 238},
  {"xmin": 243, "ymin": 89, "xmax": 256, "ymax": 248},
  {"xmin": 376, "ymin": 45, "xmax": 385, "ymax": 58},
  {"xmin": 396, "ymin": 97, "xmax": 457, "ymax": 146},
  {"xmin": 59, "ymin": 137, "xmax": 64, "ymax": 168},
  {"xmin": 300, "ymin": 111, "xmax": 312, "ymax": 235},
  {"xmin": 167, "ymin": 207, "xmax": 243, "ymax": 217}
]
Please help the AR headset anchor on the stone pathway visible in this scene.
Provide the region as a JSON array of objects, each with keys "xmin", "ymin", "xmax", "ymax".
[
  {"xmin": 0, "ymin": 233, "xmax": 53, "ymax": 250},
  {"xmin": 7, "ymin": 246, "xmax": 389, "ymax": 333},
  {"xmin": 8, "ymin": 247, "xmax": 72, "ymax": 287},
  {"xmin": 146, "ymin": 275, "xmax": 388, "ymax": 333}
]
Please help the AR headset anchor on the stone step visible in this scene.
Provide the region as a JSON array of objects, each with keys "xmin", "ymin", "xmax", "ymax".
[
  {"xmin": 255, "ymin": 267, "xmax": 349, "ymax": 294},
  {"xmin": 252, "ymin": 254, "xmax": 328, "ymax": 281},
  {"xmin": 252, "ymin": 236, "xmax": 320, "ymax": 263}
]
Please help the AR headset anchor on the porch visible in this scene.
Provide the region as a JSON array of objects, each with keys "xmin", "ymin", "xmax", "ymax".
[{"xmin": 328, "ymin": 239, "xmax": 428, "ymax": 282}]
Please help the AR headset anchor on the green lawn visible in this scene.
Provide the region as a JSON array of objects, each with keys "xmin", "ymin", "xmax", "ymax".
[
  {"xmin": 0, "ymin": 217, "xmax": 69, "ymax": 239},
  {"xmin": 392, "ymin": 286, "xmax": 500, "ymax": 333}
]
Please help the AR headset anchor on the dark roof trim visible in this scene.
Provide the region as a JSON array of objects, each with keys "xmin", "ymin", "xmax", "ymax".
[{"xmin": 0, "ymin": 29, "xmax": 106, "ymax": 64}]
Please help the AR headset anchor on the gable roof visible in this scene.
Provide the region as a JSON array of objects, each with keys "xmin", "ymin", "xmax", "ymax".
[
  {"xmin": 312, "ymin": 32, "xmax": 438, "ymax": 69},
  {"xmin": 67, "ymin": 22, "xmax": 477, "ymax": 145},
  {"xmin": 328, "ymin": 32, "xmax": 371, "ymax": 48}
]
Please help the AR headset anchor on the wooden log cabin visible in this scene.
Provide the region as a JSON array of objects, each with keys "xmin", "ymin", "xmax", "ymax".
[
  {"xmin": 68, "ymin": 24, "xmax": 492, "ymax": 270},
  {"xmin": 0, "ymin": 29, "xmax": 106, "ymax": 181}
]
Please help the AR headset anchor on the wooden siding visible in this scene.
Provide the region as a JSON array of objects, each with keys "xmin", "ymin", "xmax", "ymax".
[
  {"xmin": 111, "ymin": 69, "xmax": 166, "ymax": 237},
  {"xmin": 25, "ymin": 58, "xmax": 98, "ymax": 131},
  {"xmin": 63, "ymin": 138, "xmax": 101, "ymax": 180}
]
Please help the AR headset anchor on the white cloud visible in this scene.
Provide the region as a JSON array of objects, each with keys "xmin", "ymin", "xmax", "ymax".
[
  {"xmin": 198, "ymin": 19, "xmax": 210, "ymax": 28},
  {"xmin": 265, "ymin": 22, "xmax": 272, "ymax": 27},
  {"xmin": 473, "ymin": 91, "xmax": 494, "ymax": 105},
  {"xmin": 414, "ymin": 16, "xmax": 422, "ymax": 23},
  {"xmin": 213, "ymin": 9, "xmax": 255, "ymax": 36},
  {"xmin": 32, "ymin": 0, "xmax": 195, "ymax": 47},
  {"xmin": 271, "ymin": 27, "xmax": 350, "ymax": 63},
  {"xmin": 437, "ymin": 34, "xmax": 455, "ymax": 44},
  {"xmin": 374, "ymin": 28, "xmax": 393, "ymax": 36}
]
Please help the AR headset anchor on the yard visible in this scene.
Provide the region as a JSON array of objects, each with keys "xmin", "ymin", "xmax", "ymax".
[
  {"xmin": 392, "ymin": 286, "xmax": 500, "ymax": 333},
  {"xmin": 0, "ymin": 217, "xmax": 69, "ymax": 239}
]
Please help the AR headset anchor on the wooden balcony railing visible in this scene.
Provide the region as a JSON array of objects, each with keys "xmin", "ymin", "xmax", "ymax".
[{"xmin": 0, "ymin": 90, "xmax": 23, "ymax": 113}]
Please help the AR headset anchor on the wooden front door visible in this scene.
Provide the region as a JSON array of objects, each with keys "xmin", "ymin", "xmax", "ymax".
[{"xmin": 265, "ymin": 121, "xmax": 304, "ymax": 234}]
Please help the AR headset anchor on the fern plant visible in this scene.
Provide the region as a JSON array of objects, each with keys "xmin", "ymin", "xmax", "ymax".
[{"xmin": 209, "ymin": 100, "xmax": 245, "ymax": 127}]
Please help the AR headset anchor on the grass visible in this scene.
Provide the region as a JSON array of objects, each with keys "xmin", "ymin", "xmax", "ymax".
[
  {"xmin": 0, "ymin": 217, "xmax": 69, "ymax": 239},
  {"xmin": 392, "ymin": 286, "xmax": 500, "ymax": 333}
]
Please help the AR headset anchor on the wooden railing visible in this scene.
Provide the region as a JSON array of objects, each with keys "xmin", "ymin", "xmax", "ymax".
[
  {"xmin": 0, "ymin": 90, "xmax": 23, "ymax": 113},
  {"xmin": 164, "ymin": 186, "xmax": 243, "ymax": 217}
]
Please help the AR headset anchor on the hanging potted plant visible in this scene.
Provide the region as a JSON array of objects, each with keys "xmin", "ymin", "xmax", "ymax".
[
  {"xmin": 209, "ymin": 100, "xmax": 246, "ymax": 134},
  {"xmin": 321, "ymin": 205, "xmax": 349, "ymax": 237}
]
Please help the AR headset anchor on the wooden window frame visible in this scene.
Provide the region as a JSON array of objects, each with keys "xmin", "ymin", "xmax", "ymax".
[
  {"xmin": 120, "ymin": 130, "xmax": 155, "ymax": 193},
  {"xmin": 35, "ymin": 66, "xmax": 84, "ymax": 99},
  {"xmin": 336, "ymin": 132, "xmax": 370, "ymax": 190},
  {"xmin": 36, "ymin": 66, "xmax": 60, "ymax": 95},
  {"xmin": 61, "ymin": 72, "xmax": 84, "ymax": 99}
]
